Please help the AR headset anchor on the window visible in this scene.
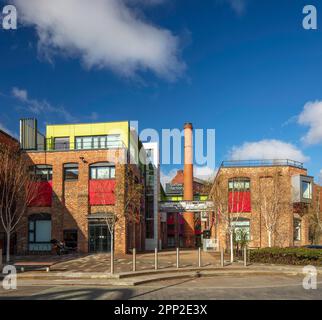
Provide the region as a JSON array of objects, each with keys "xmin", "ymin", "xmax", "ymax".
[
  {"xmin": 64, "ymin": 163, "xmax": 79, "ymax": 181},
  {"xmin": 63, "ymin": 229, "xmax": 78, "ymax": 249},
  {"xmin": 228, "ymin": 178, "xmax": 250, "ymax": 191},
  {"xmin": 228, "ymin": 178, "xmax": 251, "ymax": 213},
  {"xmin": 232, "ymin": 219, "xmax": 250, "ymax": 241},
  {"xmin": 294, "ymin": 218, "xmax": 301, "ymax": 241},
  {"xmin": 30, "ymin": 165, "xmax": 53, "ymax": 181},
  {"xmin": 28, "ymin": 214, "xmax": 52, "ymax": 252},
  {"xmin": 75, "ymin": 135, "xmax": 121, "ymax": 150},
  {"xmin": 90, "ymin": 163, "xmax": 115, "ymax": 180},
  {"xmin": 54, "ymin": 137, "xmax": 69, "ymax": 150},
  {"xmin": 302, "ymin": 181, "xmax": 312, "ymax": 200}
]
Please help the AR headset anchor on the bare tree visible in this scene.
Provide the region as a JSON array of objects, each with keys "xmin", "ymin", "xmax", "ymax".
[
  {"xmin": 210, "ymin": 174, "xmax": 249, "ymax": 262},
  {"xmin": 92, "ymin": 164, "xmax": 143, "ymax": 273},
  {"xmin": 257, "ymin": 169, "xmax": 287, "ymax": 247},
  {"xmin": 0, "ymin": 144, "xmax": 37, "ymax": 263},
  {"xmin": 308, "ymin": 185, "xmax": 322, "ymax": 244}
]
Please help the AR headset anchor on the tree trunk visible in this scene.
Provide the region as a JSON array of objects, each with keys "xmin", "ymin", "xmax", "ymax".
[
  {"xmin": 6, "ymin": 231, "xmax": 10, "ymax": 263},
  {"xmin": 230, "ymin": 231, "xmax": 234, "ymax": 263},
  {"xmin": 110, "ymin": 232, "xmax": 114, "ymax": 274},
  {"xmin": 268, "ymin": 230, "xmax": 272, "ymax": 248}
]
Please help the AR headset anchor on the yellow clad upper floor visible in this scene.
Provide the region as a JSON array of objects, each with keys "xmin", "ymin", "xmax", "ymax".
[{"xmin": 46, "ymin": 121, "xmax": 132, "ymax": 150}]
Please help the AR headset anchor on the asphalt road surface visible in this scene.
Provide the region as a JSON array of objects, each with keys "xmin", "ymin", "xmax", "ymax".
[{"xmin": 0, "ymin": 275, "xmax": 321, "ymax": 300}]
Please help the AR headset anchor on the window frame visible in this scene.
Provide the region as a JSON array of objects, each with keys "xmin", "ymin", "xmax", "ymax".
[
  {"xmin": 75, "ymin": 134, "xmax": 121, "ymax": 150},
  {"xmin": 63, "ymin": 163, "xmax": 79, "ymax": 181},
  {"xmin": 28, "ymin": 214, "xmax": 52, "ymax": 250},
  {"xmin": 30, "ymin": 165, "xmax": 53, "ymax": 181},
  {"xmin": 54, "ymin": 137, "xmax": 70, "ymax": 150},
  {"xmin": 90, "ymin": 163, "xmax": 116, "ymax": 180}
]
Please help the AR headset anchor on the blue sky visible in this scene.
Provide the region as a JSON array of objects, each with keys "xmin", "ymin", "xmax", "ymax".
[{"xmin": 0, "ymin": 0, "xmax": 322, "ymax": 183}]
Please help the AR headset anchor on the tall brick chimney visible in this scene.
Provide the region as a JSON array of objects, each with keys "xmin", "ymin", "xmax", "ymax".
[{"xmin": 183, "ymin": 122, "xmax": 195, "ymax": 248}]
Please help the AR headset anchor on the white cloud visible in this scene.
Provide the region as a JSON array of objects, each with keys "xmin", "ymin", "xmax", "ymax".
[
  {"xmin": 319, "ymin": 170, "xmax": 322, "ymax": 184},
  {"xmin": 13, "ymin": 0, "xmax": 185, "ymax": 80},
  {"xmin": 194, "ymin": 166, "xmax": 217, "ymax": 182},
  {"xmin": 12, "ymin": 87, "xmax": 78, "ymax": 123},
  {"xmin": 298, "ymin": 100, "xmax": 322, "ymax": 145},
  {"xmin": 224, "ymin": 0, "xmax": 247, "ymax": 15},
  {"xmin": 160, "ymin": 168, "xmax": 178, "ymax": 188},
  {"xmin": 229, "ymin": 139, "xmax": 309, "ymax": 163},
  {"xmin": 12, "ymin": 87, "xmax": 28, "ymax": 102}
]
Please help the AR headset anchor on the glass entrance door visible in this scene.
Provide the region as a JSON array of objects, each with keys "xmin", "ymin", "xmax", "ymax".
[{"xmin": 89, "ymin": 223, "xmax": 111, "ymax": 253}]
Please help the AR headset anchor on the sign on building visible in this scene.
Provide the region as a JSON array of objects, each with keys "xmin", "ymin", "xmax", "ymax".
[{"xmin": 159, "ymin": 201, "xmax": 214, "ymax": 213}]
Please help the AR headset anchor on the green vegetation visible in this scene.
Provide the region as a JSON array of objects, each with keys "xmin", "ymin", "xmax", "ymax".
[{"xmin": 249, "ymin": 247, "xmax": 322, "ymax": 266}]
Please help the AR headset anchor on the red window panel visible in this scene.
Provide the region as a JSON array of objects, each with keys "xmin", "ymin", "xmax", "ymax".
[
  {"xmin": 29, "ymin": 181, "xmax": 53, "ymax": 207},
  {"xmin": 229, "ymin": 191, "xmax": 251, "ymax": 213},
  {"xmin": 89, "ymin": 180, "xmax": 116, "ymax": 205}
]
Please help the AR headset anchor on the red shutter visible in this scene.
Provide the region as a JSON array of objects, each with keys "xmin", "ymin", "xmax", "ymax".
[
  {"xmin": 29, "ymin": 181, "xmax": 53, "ymax": 207},
  {"xmin": 89, "ymin": 180, "xmax": 116, "ymax": 205},
  {"xmin": 229, "ymin": 191, "xmax": 251, "ymax": 213}
]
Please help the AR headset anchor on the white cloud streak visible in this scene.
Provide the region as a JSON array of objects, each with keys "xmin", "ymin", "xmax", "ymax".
[
  {"xmin": 229, "ymin": 139, "xmax": 309, "ymax": 163},
  {"xmin": 12, "ymin": 87, "xmax": 78, "ymax": 123},
  {"xmin": 298, "ymin": 100, "xmax": 322, "ymax": 145},
  {"xmin": 13, "ymin": 0, "xmax": 185, "ymax": 80}
]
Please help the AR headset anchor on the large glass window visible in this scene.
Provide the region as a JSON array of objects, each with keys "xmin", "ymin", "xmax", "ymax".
[
  {"xmin": 28, "ymin": 214, "xmax": 52, "ymax": 252},
  {"xmin": 90, "ymin": 163, "xmax": 115, "ymax": 180},
  {"xmin": 54, "ymin": 137, "xmax": 70, "ymax": 150},
  {"xmin": 302, "ymin": 181, "xmax": 312, "ymax": 200},
  {"xmin": 64, "ymin": 163, "xmax": 79, "ymax": 181},
  {"xmin": 228, "ymin": 178, "xmax": 250, "ymax": 191},
  {"xmin": 232, "ymin": 219, "xmax": 250, "ymax": 241},
  {"xmin": 30, "ymin": 165, "xmax": 53, "ymax": 181},
  {"xmin": 294, "ymin": 218, "xmax": 301, "ymax": 241},
  {"xmin": 75, "ymin": 135, "xmax": 121, "ymax": 150}
]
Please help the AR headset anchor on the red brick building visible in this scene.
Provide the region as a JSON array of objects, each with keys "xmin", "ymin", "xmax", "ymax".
[
  {"xmin": 17, "ymin": 119, "xmax": 149, "ymax": 255},
  {"xmin": 210, "ymin": 160, "xmax": 315, "ymax": 249}
]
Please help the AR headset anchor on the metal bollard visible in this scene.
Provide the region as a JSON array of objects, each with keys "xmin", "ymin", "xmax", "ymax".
[
  {"xmin": 133, "ymin": 248, "xmax": 136, "ymax": 272},
  {"xmin": 154, "ymin": 248, "xmax": 158, "ymax": 270},
  {"xmin": 244, "ymin": 247, "xmax": 247, "ymax": 267},
  {"xmin": 176, "ymin": 247, "xmax": 180, "ymax": 269},
  {"xmin": 198, "ymin": 247, "xmax": 201, "ymax": 267},
  {"xmin": 220, "ymin": 247, "xmax": 224, "ymax": 267},
  {"xmin": 111, "ymin": 249, "xmax": 114, "ymax": 274}
]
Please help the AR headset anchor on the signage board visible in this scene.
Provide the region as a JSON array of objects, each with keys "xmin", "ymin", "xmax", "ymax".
[{"xmin": 159, "ymin": 201, "xmax": 214, "ymax": 212}]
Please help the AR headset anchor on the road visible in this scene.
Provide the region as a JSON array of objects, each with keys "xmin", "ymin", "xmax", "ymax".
[{"xmin": 0, "ymin": 274, "xmax": 321, "ymax": 300}]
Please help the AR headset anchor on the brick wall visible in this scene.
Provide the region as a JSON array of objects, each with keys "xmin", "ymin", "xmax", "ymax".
[
  {"xmin": 17, "ymin": 149, "xmax": 144, "ymax": 255},
  {"xmin": 211, "ymin": 165, "xmax": 312, "ymax": 249}
]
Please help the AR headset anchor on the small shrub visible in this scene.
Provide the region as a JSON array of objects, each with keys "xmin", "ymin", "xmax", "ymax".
[{"xmin": 249, "ymin": 247, "xmax": 322, "ymax": 266}]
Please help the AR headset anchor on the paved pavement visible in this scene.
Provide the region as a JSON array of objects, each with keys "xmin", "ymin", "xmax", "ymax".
[
  {"xmin": 0, "ymin": 274, "xmax": 321, "ymax": 300},
  {"xmin": 12, "ymin": 250, "xmax": 227, "ymax": 273}
]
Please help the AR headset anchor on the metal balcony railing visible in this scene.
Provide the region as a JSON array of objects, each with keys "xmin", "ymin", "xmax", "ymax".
[
  {"xmin": 23, "ymin": 139, "xmax": 127, "ymax": 152},
  {"xmin": 221, "ymin": 159, "xmax": 304, "ymax": 169}
]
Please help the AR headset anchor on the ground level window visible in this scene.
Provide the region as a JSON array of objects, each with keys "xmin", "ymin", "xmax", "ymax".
[
  {"xmin": 28, "ymin": 214, "xmax": 52, "ymax": 252},
  {"xmin": 63, "ymin": 229, "xmax": 78, "ymax": 249},
  {"xmin": 232, "ymin": 219, "xmax": 250, "ymax": 241},
  {"xmin": 294, "ymin": 218, "xmax": 301, "ymax": 241}
]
